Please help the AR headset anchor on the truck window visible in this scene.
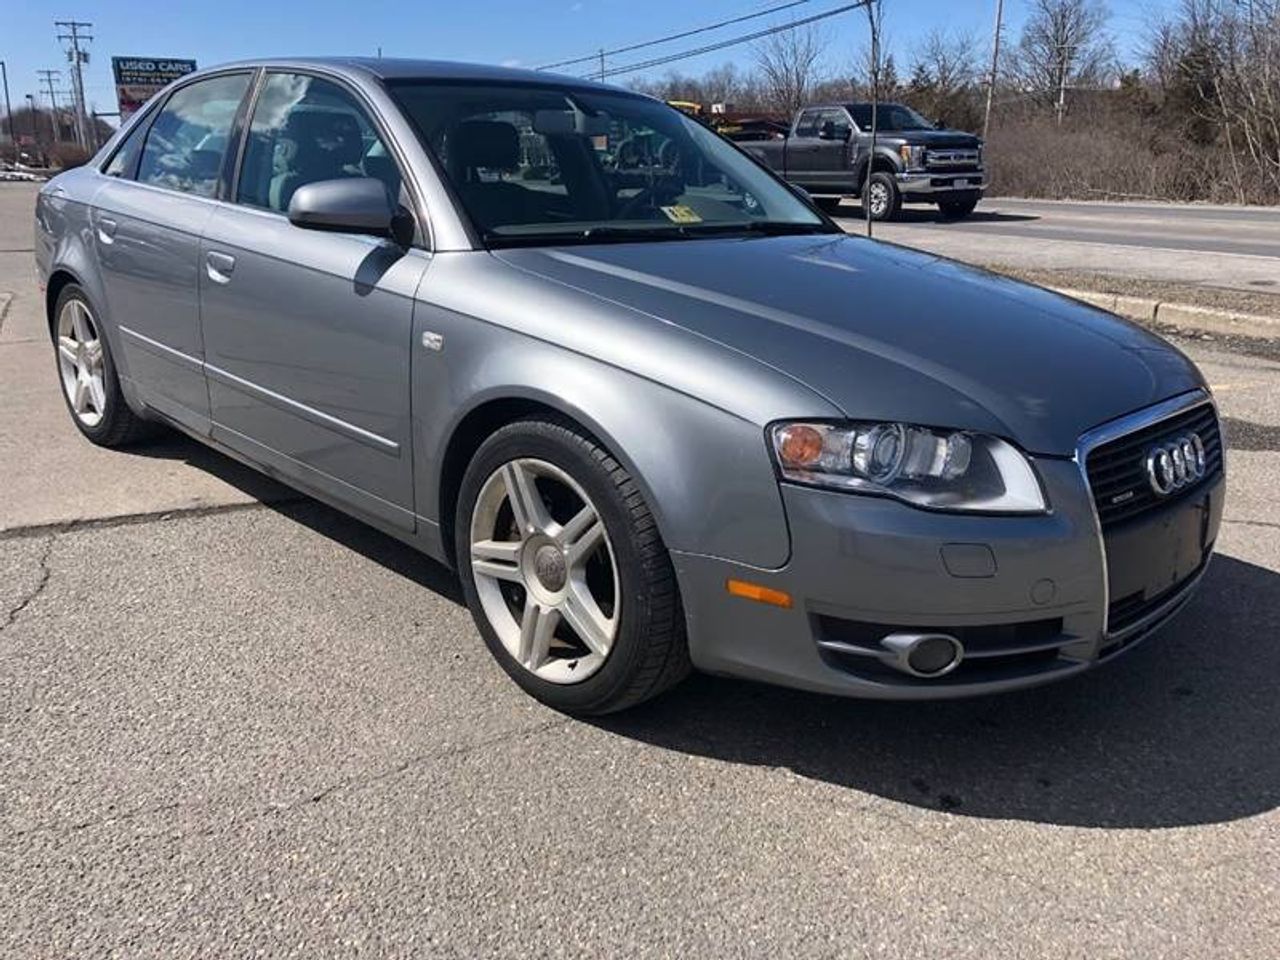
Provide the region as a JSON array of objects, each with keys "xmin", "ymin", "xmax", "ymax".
[{"xmin": 795, "ymin": 110, "xmax": 822, "ymax": 138}]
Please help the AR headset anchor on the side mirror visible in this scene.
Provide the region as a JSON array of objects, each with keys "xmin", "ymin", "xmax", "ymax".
[{"xmin": 288, "ymin": 178, "xmax": 396, "ymax": 238}]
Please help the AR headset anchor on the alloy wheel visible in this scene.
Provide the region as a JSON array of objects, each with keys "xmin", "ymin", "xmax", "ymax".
[
  {"xmin": 868, "ymin": 181, "xmax": 890, "ymax": 218},
  {"xmin": 56, "ymin": 297, "xmax": 107, "ymax": 428},
  {"xmin": 468, "ymin": 458, "xmax": 620, "ymax": 684}
]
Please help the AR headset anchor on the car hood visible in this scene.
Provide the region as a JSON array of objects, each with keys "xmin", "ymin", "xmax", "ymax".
[
  {"xmin": 494, "ymin": 235, "xmax": 1203, "ymax": 455},
  {"xmin": 894, "ymin": 130, "xmax": 981, "ymax": 148}
]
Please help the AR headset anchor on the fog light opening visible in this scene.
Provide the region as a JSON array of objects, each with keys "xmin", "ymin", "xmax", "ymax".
[{"xmin": 880, "ymin": 632, "xmax": 964, "ymax": 678}]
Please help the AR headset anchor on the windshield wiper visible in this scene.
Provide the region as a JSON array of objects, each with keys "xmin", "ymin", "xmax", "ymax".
[
  {"xmin": 483, "ymin": 225, "xmax": 695, "ymax": 248},
  {"xmin": 683, "ymin": 220, "xmax": 837, "ymax": 237},
  {"xmin": 482, "ymin": 220, "xmax": 835, "ymax": 249}
]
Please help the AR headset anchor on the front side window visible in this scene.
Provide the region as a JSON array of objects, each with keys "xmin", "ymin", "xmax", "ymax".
[
  {"xmin": 236, "ymin": 72, "xmax": 402, "ymax": 213},
  {"xmin": 794, "ymin": 109, "xmax": 822, "ymax": 138},
  {"xmin": 819, "ymin": 109, "xmax": 851, "ymax": 139},
  {"xmin": 388, "ymin": 82, "xmax": 830, "ymax": 246},
  {"xmin": 136, "ymin": 73, "xmax": 252, "ymax": 197}
]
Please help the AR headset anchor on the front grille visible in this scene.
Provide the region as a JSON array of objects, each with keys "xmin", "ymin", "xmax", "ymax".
[
  {"xmin": 1107, "ymin": 557, "xmax": 1207, "ymax": 634},
  {"xmin": 1085, "ymin": 403, "xmax": 1222, "ymax": 529},
  {"xmin": 927, "ymin": 149, "xmax": 980, "ymax": 170}
]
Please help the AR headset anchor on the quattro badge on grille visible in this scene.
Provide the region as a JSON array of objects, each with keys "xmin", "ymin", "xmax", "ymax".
[{"xmin": 1145, "ymin": 433, "xmax": 1206, "ymax": 496}]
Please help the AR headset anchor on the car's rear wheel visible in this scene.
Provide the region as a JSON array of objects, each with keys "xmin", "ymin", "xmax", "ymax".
[
  {"xmin": 455, "ymin": 417, "xmax": 690, "ymax": 714},
  {"xmin": 52, "ymin": 284, "xmax": 152, "ymax": 447},
  {"xmin": 863, "ymin": 172, "xmax": 901, "ymax": 222}
]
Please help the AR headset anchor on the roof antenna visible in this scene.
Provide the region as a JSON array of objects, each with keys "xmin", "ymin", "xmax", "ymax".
[{"xmin": 377, "ymin": 46, "xmax": 383, "ymax": 59}]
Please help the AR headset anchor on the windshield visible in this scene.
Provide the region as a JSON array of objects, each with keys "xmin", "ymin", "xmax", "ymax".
[
  {"xmin": 387, "ymin": 81, "xmax": 832, "ymax": 246},
  {"xmin": 848, "ymin": 103, "xmax": 935, "ymax": 132}
]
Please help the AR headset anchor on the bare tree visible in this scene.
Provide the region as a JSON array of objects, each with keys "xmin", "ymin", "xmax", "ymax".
[
  {"xmin": 905, "ymin": 28, "xmax": 984, "ymax": 127},
  {"xmin": 1010, "ymin": 0, "xmax": 1116, "ymax": 120},
  {"xmin": 753, "ymin": 25, "xmax": 829, "ymax": 115}
]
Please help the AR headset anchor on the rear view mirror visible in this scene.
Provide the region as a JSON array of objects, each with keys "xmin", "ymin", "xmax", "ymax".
[
  {"xmin": 287, "ymin": 178, "xmax": 396, "ymax": 237},
  {"xmin": 533, "ymin": 109, "xmax": 610, "ymax": 137}
]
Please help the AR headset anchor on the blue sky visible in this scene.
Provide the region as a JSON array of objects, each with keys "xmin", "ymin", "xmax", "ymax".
[{"xmin": 5, "ymin": 0, "xmax": 1171, "ymax": 123}]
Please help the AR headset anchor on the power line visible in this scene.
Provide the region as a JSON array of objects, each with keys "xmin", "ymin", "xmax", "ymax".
[
  {"xmin": 587, "ymin": 0, "xmax": 872, "ymax": 80},
  {"xmin": 537, "ymin": 0, "xmax": 813, "ymax": 71}
]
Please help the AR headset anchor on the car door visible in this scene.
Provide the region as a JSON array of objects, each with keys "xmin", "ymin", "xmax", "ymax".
[
  {"xmin": 91, "ymin": 71, "xmax": 254, "ymax": 432},
  {"xmin": 810, "ymin": 108, "xmax": 855, "ymax": 191},
  {"xmin": 785, "ymin": 109, "xmax": 825, "ymax": 187},
  {"xmin": 199, "ymin": 70, "xmax": 429, "ymax": 533}
]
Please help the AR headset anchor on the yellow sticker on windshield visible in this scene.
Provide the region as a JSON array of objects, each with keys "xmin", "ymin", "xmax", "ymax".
[{"xmin": 660, "ymin": 204, "xmax": 703, "ymax": 224}]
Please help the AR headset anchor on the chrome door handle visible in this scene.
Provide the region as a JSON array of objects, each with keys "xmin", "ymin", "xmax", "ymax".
[
  {"xmin": 206, "ymin": 251, "xmax": 236, "ymax": 284},
  {"xmin": 96, "ymin": 217, "xmax": 118, "ymax": 245}
]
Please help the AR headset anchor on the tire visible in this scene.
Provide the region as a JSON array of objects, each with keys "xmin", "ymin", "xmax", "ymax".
[
  {"xmin": 862, "ymin": 171, "xmax": 901, "ymax": 222},
  {"xmin": 455, "ymin": 417, "xmax": 691, "ymax": 715},
  {"xmin": 938, "ymin": 196, "xmax": 980, "ymax": 220},
  {"xmin": 51, "ymin": 284, "xmax": 155, "ymax": 448},
  {"xmin": 813, "ymin": 196, "xmax": 846, "ymax": 213}
]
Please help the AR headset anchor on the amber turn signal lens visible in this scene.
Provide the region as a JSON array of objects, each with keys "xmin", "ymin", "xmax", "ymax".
[
  {"xmin": 776, "ymin": 424, "xmax": 824, "ymax": 468},
  {"xmin": 726, "ymin": 579, "xmax": 793, "ymax": 608}
]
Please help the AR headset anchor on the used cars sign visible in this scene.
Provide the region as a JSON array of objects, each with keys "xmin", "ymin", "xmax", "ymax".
[{"xmin": 111, "ymin": 57, "xmax": 197, "ymax": 118}]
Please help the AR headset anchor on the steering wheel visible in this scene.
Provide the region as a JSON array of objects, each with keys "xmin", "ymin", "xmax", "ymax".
[
  {"xmin": 618, "ymin": 186, "xmax": 662, "ymax": 220},
  {"xmin": 616, "ymin": 175, "xmax": 685, "ymax": 219}
]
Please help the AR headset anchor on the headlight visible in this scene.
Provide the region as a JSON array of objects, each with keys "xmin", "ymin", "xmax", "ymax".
[
  {"xmin": 899, "ymin": 144, "xmax": 926, "ymax": 170},
  {"xmin": 769, "ymin": 421, "xmax": 1047, "ymax": 513}
]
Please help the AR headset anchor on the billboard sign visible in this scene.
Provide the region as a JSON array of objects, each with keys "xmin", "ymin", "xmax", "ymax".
[{"xmin": 111, "ymin": 57, "xmax": 197, "ymax": 118}]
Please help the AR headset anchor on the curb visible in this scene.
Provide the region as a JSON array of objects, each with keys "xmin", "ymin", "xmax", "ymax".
[{"xmin": 1050, "ymin": 286, "xmax": 1280, "ymax": 340}]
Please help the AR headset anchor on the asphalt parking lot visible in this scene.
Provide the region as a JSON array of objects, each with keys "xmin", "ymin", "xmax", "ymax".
[{"xmin": 2, "ymin": 182, "xmax": 1279, "ymax": 958}]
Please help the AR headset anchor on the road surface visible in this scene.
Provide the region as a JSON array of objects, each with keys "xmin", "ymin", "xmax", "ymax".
[
  {"xmin": 3, "ymin": 183, "xmax": 1279, "ymax": 958},
  {"xmin": 835, "ymin": 196, "xmax": 1280, "ymax": 295}
]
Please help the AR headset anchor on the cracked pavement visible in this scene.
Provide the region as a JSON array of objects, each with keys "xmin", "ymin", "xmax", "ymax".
[{"xmin": 3, "ymin": 182, "xmax": 1279, "ymax": 958}]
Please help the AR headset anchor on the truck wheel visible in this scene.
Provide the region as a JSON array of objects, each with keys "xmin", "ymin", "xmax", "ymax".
[
  {"xmin": 863, "ymin": 172, "xmax": 901, "ymax": 222},
  {"xmin": 814, "ymin": 196, "xmax": 846, "ymax": 213},
  {"xmin": 938, "ymin": 196, "xmax": 980, "ymax": 220}
]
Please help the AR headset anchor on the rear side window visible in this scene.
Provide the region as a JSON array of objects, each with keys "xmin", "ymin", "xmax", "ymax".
[
  {"xmin": 235, "ymin": 72, "xmax": 402, "ymax": 214},
  {"xmin": 136, "ymin": 73, "xmax": 252, "ymax": 197}
]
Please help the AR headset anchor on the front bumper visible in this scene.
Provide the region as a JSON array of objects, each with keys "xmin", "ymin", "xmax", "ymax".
[
  {"xmin": 896, "ymin": 170, "xmax": 986, "ymax": 197},
  {"xmin": 673, "ymin": 457, "xmax": 1224, "ymax": 700}
]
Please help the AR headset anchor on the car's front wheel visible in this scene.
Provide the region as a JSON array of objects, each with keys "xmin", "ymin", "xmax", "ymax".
[
  {"xmin": 51, "ymin": 284, "xmax": 152, "ymax": 447},
  {"xmin": 455, "ymin": 417, "xmax": 690, "ymax": 714}
]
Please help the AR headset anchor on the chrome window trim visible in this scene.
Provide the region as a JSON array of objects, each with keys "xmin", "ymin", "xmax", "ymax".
[{"xmin": 1073, "ymin": 387, "xmax": 1218, "ymax": 637}]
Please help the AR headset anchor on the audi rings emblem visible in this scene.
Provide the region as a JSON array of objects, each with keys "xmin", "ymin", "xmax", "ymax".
[{"xmin": 1145, "ymin": 433, "xmax": 1206, "ymax": 496}]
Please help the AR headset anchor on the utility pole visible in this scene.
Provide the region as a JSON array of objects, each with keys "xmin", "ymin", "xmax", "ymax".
[
  {"xmin": 598, "ymin": 49, "xmax": 606, "ymax": 82},
  {"xmin": 864, "ymin": 0, "xmax": 882, "ymax": 238},
  {"xmin": 981, "ymin": 0, "xmax": 1004, "ymax": 141},
  {"xmin": 55, "ymin": 19, "xmax": 93, "ymax": 149},
  {"xmin": 37, "ymin": 70, "xmax": 62, "ymax": 142},
  {"xmin": 0, "ymin": 61, "xmax": 13, "ymax": 163}
]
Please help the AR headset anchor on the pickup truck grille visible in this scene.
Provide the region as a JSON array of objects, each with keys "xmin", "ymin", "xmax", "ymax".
[
  {"xmin": 1085, "ymin": 402, "xmax": 1223, "ymax": 530},
  {"xmin": 927, "ymin": 149, "xmax": 980, "ymax": 170}
]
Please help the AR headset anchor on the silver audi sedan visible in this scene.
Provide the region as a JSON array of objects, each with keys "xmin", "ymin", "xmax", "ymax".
[{"xmin": 34, "ymin": 59, "xmax": 1224, "ymax": 713}]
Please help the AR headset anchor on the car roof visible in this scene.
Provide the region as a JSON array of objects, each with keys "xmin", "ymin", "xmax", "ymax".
[{"xmin": 200, "ymin": 56, "xmax": 618, "ymax": 93}]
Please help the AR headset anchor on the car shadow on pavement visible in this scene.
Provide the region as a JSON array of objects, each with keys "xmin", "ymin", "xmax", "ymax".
[
  {"xmin": 122, "ymin": 435, "xmax": 1277, "ymax": 829},
  {"xmin": 121, "ymin": 433, "xmax": 464, "ymax": 603},
  {"xmin": 596, "ymin": 554, "xmax": 1280, "ymax": 829}
]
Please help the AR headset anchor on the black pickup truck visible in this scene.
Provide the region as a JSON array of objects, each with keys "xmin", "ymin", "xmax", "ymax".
[{"xmin": 740, "ymin": 103, "xmax": 985, "ymax": 221}]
